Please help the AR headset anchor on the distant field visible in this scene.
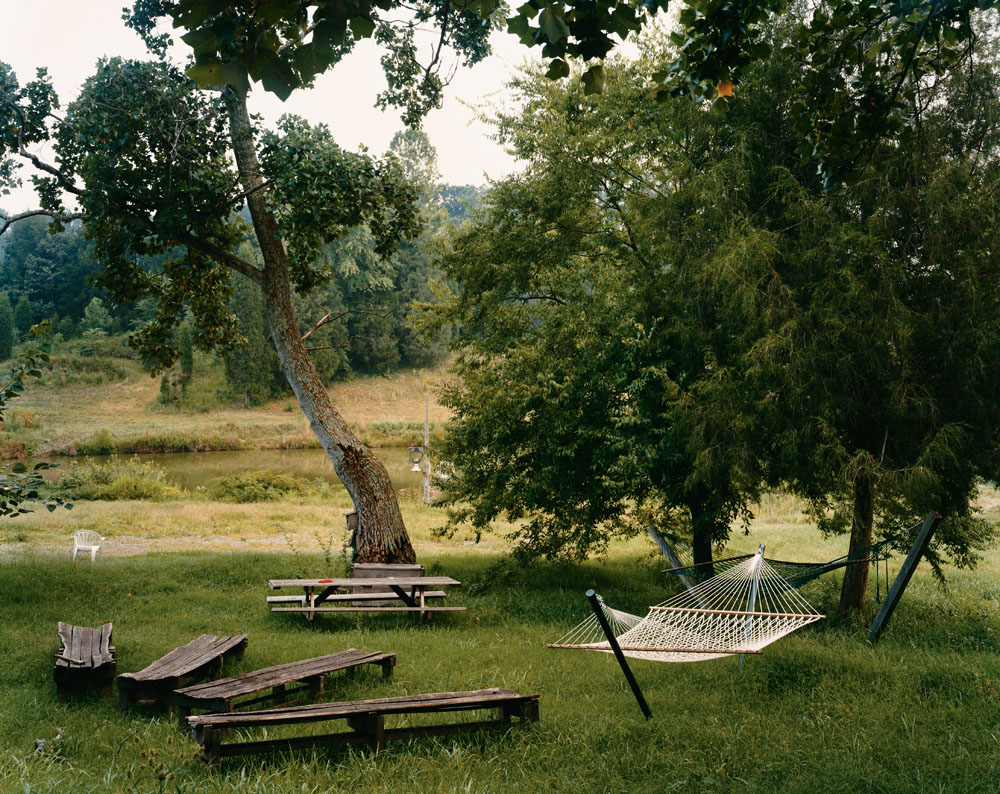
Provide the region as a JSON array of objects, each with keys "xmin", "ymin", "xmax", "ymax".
[{"xmin": 5, "ymin": 351, "xmax": 454, "ymax": 456}]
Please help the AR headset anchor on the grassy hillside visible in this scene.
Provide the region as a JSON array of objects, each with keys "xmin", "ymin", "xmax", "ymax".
[{"xmin": 3, "ymin": 350, "xmax": 454, "ymax": 456}]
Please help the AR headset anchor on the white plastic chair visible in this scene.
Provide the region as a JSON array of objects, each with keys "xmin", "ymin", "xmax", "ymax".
[{"xmin": 72, "ymin": 530, "xmax": 104, "ymax": 562}]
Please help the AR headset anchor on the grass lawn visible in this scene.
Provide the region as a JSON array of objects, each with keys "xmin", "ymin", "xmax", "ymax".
[{"xmin": 1, "ymin": 500, "xmax": 997, "ymax": 793}]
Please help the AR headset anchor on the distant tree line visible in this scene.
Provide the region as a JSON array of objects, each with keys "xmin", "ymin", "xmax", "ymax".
[{"xmin": 0, "ymin": 130, "xmax": 478, "ymax": 404}]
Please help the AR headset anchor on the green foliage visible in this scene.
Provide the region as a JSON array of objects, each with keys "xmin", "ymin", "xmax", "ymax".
[
  {"xmin": 87, "ymin": 428, "xmax": 116, "ymax": 456},
  {"xmin": 433, "ymin": 36, "xmax": 1000, "ymax": 575},
  {"xmin": 223, "ymin": 265, "xmax": 285, "ymax": 405},
  {"xmin": 0, "ymin": 322, "xmax": 70, "ymax": 516},
  {"xmin": 61, "ymin": 455, "xmax": 179, "ymax": 501},
  {"xmin": 12, "ymin": 292, "xmax": 32, "ymax": 335},
  {"xmin": 0, "ymin": 291, "xmax": 13, "ymax": 360},
  {"xmin": 177, "ymin": 318, "xmax": 194, "ymax": 388},
  {"xmin": 208, "ymin": 469, "xmax": 315, "ymax": 502},
  {"xmin": 124, "ymin": 1, "xmax": 501, "ymax": 123},
  {"xmin": 81, "ymin": 296, "xmax": 112, "ymax": 332}
]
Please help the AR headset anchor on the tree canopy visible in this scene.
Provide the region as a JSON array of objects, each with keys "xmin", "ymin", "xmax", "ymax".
[{"xmin": 432, "ymin": 28, "xmax": 1000, "ymax": 611}]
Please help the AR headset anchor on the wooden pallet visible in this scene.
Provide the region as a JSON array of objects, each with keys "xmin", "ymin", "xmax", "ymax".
[
  {"xmin": 188, "ymin": 688, "xmax": 540, "ymax": 767},
  {"xmin": 117, "ymin": 633, "xmax": 248, "ymax": 712},
  {"xmin": 174, "ymin": 648, "xmax": 395, "ymax": 723},
  {"xmin": 54, "ymin": 622, "xmax": 116, "ymax": 701}
]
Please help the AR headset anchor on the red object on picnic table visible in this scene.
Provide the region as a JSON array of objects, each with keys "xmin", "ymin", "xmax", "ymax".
[{"xmin": 318, "ymin": 579, "xmax": 333, "ymax": 583}]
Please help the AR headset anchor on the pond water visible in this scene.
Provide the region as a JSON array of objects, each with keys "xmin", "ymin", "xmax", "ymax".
[{"xmin": 39, "ymin": 447, "xmax": 426, "ymax": 492}]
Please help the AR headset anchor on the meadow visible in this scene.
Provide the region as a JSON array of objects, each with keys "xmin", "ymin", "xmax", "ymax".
[
  {"xmin": 0, "ymin": 358, "xmax": 998, "ymax": 793},
  {"xmin": 0, "ymin": 491, "xmax": 997, "ymax": 793}
]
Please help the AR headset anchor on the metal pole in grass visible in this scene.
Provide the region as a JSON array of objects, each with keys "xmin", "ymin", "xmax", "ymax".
[
  {"xmin": 586, "ymin": 589, "xmax": 652, "ymax": 720},
  {"xmin": 739, "ymin": 543, "xmax": 765, "ymax": 668}
]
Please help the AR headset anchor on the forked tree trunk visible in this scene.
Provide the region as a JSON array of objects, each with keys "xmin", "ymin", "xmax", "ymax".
[
  {"xmin": 838, "ymin": 473, "xmax": 874, "ymax": 615},
  {"xmin": 224, "ymin": 90, "xmax": 415, "ymax": 564}
]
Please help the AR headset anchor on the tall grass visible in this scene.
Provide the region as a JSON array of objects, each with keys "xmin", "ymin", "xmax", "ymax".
[{"xmin": 0, "ymin": 542, "xmax": 996, "ymax": 793}]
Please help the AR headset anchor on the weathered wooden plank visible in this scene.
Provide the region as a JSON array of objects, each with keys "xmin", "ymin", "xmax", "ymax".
[
  {"xmin": 188, "ymin": 689, "xmax": 538, "ymax": 729},
  {"xmin": 271, "ymin": 591, "xmax": 449, "ymax": 603},
  {"xmin": 54, "ymin": 623, "xmax": 116, "ymax": 701},
  {"xmin": 120, "ymin": 634, "xmax": 248, "ymax": 682},
  {"xmin": 190, "ymin": 688, "xmax": 540, "ymax": 768},
  {"xmin": 268, "ymin": 577, "xmax": 460, "ymax": 588},
  {"xmin": 176, "ymin": 650, "xmax": 394, "ymax": 700}
]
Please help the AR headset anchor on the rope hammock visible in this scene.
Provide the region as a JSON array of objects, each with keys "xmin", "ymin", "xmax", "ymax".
[
  {"xmin": 548, "ymin": 546, "xmax": 825, "ymax": 663},
  {"xmin": 661, "ymin": 537, "xmax": 895, "ymax": 589}
]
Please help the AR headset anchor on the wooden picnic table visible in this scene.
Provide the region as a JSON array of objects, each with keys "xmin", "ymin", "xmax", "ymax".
[{"xmin": 268, "ymin": 576, "xmax": 465, "ymax": 621}]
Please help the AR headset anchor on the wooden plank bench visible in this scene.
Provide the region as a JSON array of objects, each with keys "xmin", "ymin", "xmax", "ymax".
[
  {"xmin": 117, "ymin": 633, "xmax": 248, "ymax": 712},
  {"xmin": 54, "ymin": 622, "xmax": 116, "ymax": 701},
  {"xmin": 187, "ymin": 688, "xmax": 540, "ymax": 767},
  {"xmin": 174, "ymin": 649, "xmax": 396, "ymax": 723}
]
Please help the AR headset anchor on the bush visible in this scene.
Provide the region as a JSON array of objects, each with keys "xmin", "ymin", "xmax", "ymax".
[
  {"xmin": 208, "ymin": 470, "xmax": 314, "ymax": 502},
  {"xmin": 3, "ymin": 408, "xmax": 39, "ymax": 430},
  {"xmin": 61, "ymin": 456, "xmax": 179, "ymax": 501}
]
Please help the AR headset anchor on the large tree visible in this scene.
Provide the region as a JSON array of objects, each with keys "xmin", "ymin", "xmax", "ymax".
[
  {"xmin": 433, "ymin": 32, "xmax": 1000, "ymax": 611},
  {"xmin": 0, "ymin": 1, "xmax": 508, "ymax": 562}
]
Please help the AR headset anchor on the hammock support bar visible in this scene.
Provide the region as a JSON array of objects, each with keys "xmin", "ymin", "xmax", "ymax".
[{"xmin": 586, "ymin": 589, "xmax": 652, "ymax": 720}]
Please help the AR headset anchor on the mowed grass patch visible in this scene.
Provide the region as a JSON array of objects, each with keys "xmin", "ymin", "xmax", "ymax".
[{"xmin": 0, "ymin": 540, "xmax": 997, "ymax": 794}]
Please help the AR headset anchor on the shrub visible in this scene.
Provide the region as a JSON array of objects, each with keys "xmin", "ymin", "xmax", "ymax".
[
  {"xmin": 3, "ymin": 408, "xmax": 39, "ymax": 430},
  {"xmin": 88, "ymin": 428, "xmax": 116, "ymax": 456},
  {"xmin": 61, "ymin": 456, "xmax": 179, "ymax": 501},
  {"xmin": 208, "ymin": 470, "xmax": 313, "ymax": 502}
]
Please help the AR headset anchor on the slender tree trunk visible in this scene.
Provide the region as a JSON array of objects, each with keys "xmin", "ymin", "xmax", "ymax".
[
  {"xmin": 838, "ymin": 473, "xmax": 874, "ymax": 615},
  {"xmin": 224, "ymin": 90, "xmax": 415, "ymax": 564},
  {"xmin": 688, "ymin": 499, "xmax": 716, "ymax": 579}
]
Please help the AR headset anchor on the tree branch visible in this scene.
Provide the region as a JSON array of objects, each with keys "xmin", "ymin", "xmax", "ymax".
[{"xmin": 0, "ymin": 209, "xmax": 85, "ymax": 236}]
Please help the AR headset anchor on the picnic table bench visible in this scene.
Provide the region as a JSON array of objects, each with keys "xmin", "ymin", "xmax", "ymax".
[
  {"xmin": 117, "ymin": 633, "xmax": 248, "ymax": 712},
  {"xmin": 54, "ymin": 621, "xmax": 116, "ymax": 701},
  {"xmin": 187, "ymin": 687, "xmax": 540, "ymax": 767},
  {"xmin": 268, "ymin": 576, "xmax": 465, "ymax": 621},
  {"xmin": 174, "ymin": 648, "xmax": 395, "ymax": 723}
]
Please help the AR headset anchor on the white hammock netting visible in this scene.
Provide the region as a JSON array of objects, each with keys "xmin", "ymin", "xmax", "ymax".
[{"xmin": 549, "ymin": 551, "xmax": 825, "ymax": 662}]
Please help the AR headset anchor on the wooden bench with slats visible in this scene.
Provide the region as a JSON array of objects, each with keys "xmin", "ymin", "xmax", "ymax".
[
  {"xmin": 54, "ymin": 621, "xmax": 117, "ymax": 701},
  {"xmin": 117, "ymin": 633, "xmax": 248, "ymax": 712},
  {"xmin": 174, "ymin": 648, "xmax": 395, "ymax": 723},
  {"xmin": 187, "ymin": 687, "xmax": 540, "ymax": 767}
]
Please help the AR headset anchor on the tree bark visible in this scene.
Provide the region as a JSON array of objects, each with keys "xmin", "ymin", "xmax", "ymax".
[
  {"xmin": 688, "ymin": 499, "xmax": 716, "ymax": 579},
  {"xmin": 838, "ymin": 473, "xmax": 874, "ymax": 615},
  {"xmin": 223, "ymin": 90, "xmax": 415, "ymax": 564}
]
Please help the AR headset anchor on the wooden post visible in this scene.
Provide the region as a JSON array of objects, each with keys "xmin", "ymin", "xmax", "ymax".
[
  {"xmin": 586, "ymin": 589, "xmax": 652, "ymax": 720},
  {"xmin": 867, "ymin": 512, "xmax": 941, "ymax": 643}
]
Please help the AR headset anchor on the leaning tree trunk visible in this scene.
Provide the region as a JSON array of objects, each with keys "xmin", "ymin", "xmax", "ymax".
[
  {"xmin": 224, "ymin": 90, "xmax": 415, "ymax": 564},
  {"xmin": 838, "ymin": 473, "xmax": 874, "ymax": 616}
]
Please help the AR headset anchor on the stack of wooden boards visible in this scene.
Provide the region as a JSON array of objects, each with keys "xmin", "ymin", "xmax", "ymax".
[{"xmin": 54, "ymin": 563, "xmax": 537, "ymax": 769}]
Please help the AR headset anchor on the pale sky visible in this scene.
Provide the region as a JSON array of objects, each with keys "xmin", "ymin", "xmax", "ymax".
[{"xmin": 0, "ymin": 0, "xmax": 538, "ymax": 213}]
